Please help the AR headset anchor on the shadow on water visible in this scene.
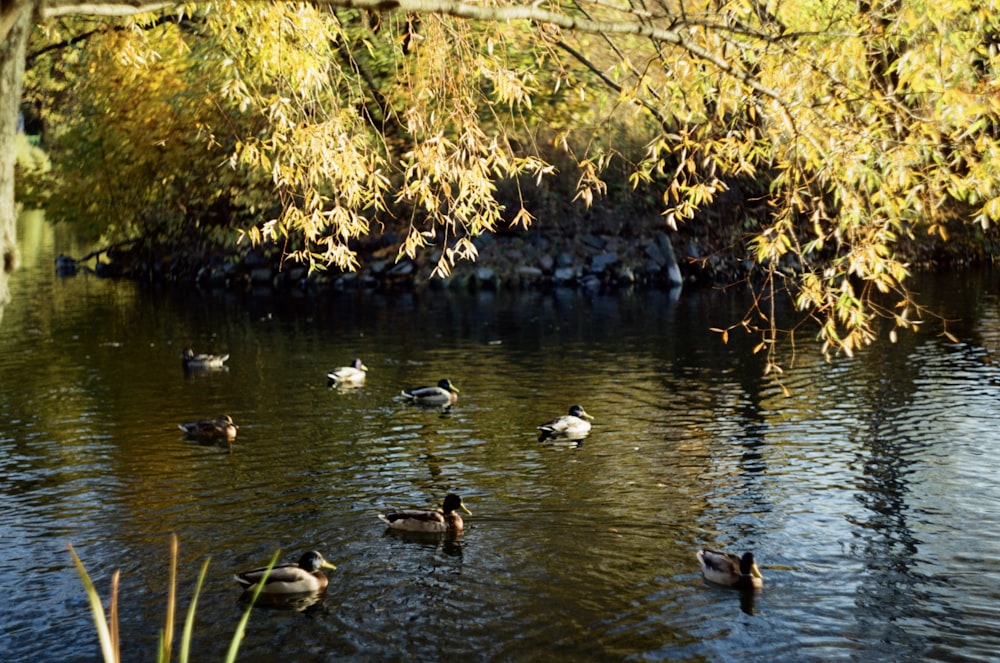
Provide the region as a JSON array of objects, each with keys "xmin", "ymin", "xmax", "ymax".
[{"xmin": 4, "ymin": 212, "xmax": 1000, "ymax": 661}]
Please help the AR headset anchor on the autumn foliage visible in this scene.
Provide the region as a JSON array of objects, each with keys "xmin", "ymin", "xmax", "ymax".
[{"xmin": 19, "ymin": 0, "xmax": 1000, "ymax": 368}]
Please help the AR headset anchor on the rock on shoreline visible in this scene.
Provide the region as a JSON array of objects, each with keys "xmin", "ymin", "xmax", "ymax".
[{"xmin": 57, "ymin": 227, "xmax": 769, "ymax": 295}]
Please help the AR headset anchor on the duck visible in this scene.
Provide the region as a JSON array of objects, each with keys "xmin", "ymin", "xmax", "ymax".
[
  {"xmin": 378, "ymin": 493, "xmax": 472, "ymax": 533},
  {"xmin": 401, "ymin": 379, "xmax": 460, "ymax": 407},
  {"xmin": 235, "ymin": 550, "xmax": 338, "ymax": 594},
  {"xmin": 327, "ymin": 358, "xmax": 368, "ymax": 386},
  {"xmin": 537, "ymin": 405, "xmax": 594, "ymax": 442},
  {"xmin": 696, "ymin": 549, "xmax": 764, "ymax": 590},
  {"xmin": 55, "ymin": 254, "xmax": 78, "ymax": 276},
  {"xmin": 182, "ymin": 348, "xmax": 230, "ymax": 369},
  {"xmin": 178, "ymin": 415, "xmax": 238, "ymax": 443}
]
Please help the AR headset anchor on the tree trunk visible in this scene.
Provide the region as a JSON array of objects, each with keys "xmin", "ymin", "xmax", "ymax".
[{"xmin": 0, "ymin": 0, "xmax": 36, "ymax": 320}]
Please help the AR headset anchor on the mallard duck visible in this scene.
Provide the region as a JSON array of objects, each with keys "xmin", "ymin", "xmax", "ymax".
[
  {"xmin": 401, "ymin": 379, "xmax": 460, "ymax": 407},
  {"xmin": 696, "ymin": 549, "xmax": 764, "ymax": 590},
  {"xmin": 537, "ymin": 405, "xmax": 594, "ymax": 442},
  {"xmin": 178, "ymin": 415, "xmax": 238, "ymax": 443},
  {"xmin": 378, "ymin": 493, "xmax": 472, "ymax": 533},
  {"xmin": 182, "ymin": 348, "xmax": 230, "ymax": 369},
  {"xmin": 327, "ymin": 358, "xmax": 368, "ymax": 386},
  {"xmin": 235, "ymin": 550, "xmax": 337, "ymax": 594}
]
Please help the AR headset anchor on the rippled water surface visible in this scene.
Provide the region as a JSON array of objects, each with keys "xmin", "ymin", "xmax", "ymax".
[{"xmin": 3, "ymin": 214, "xmax": 1000, "ymax": 662}]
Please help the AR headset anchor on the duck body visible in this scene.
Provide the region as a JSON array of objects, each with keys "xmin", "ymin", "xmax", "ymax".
[
  {"xmin": 235, "ymin": 550, "xmax": 337, "ymax": 594},
  {"xmin": 328, "ymin": 358, "xmax": 368, "ymax": 386},
  {"xmin": 378, "ymin": 493, "xmax": 471, "ymax": 533},
  {"xmin": 55, "ymin": 254, "xmax": 78, "ymax": 276},
  {"xmin": 696, "ymin": 549, "xmax": 763, "ymax": 590},
  {"xmin": 182, "ymin": 348, "xmax": 230, "ymax": 370},
  {"xmin": 401, "ymin": 379, "xmax": 460, "ymax": 407},
  {"xmin": 178, "ymin": 415, "xmax": 238, "ymax": 443},
  {"xmin": 538, "ymin": 405, "xmax": 594, "ymax": 442}
]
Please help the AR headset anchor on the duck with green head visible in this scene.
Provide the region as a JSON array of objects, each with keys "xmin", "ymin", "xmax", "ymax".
[
  {"xmin": 537, "ymin": 405, "xmax": 594, "ymax": 442},
  {"xmin": 401, "ymin": 379, "xmax": 460, "ymax": 407},
  {"xmin": 696, "ymin": 549, "xmax": 764, "ymax": 590},
  {"xmin": 235, "ymin": 550, "xmax": 338, "ymax": 594},
  {"xmin": 328, "ymin": 358, "xmax": 368, "ymax": 386},
  {"xmin": 378, "ymin": 493, "xmax": 472, "ymax": 533}
]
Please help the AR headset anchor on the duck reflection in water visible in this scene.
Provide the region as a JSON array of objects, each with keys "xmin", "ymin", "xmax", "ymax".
[
  {"xmin": 243, "ymin": 589, "xmax": 329, "ymax": 614},
  {"xmin": 383, "ymin": 527, "xmax": 465, "ymax": 558}
]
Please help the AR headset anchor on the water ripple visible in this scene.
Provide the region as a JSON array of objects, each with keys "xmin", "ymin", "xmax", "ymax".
[{"xmin": 5, "ymin": 246, "xmax": 1000, "ymax": 661}]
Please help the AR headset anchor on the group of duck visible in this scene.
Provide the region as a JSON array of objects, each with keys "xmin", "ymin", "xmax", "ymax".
[
  {"xmin": 234, "ymin": 506, "xmax": 762, "ymax": 597},
  {"xmin": 178, "ymin": 350, "xmax": 764, "ymax": 597},
  {"xmin": 177, "ymin": 353, "xmax": 597, "ymax": 445},
  {"xmin": 236, "ymin": 493, "xmax": 474, "ymax": 596}
]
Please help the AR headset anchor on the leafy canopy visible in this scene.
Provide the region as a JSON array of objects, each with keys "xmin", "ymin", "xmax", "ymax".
[{"xmin": 23, "ymin": 0, "xmax": 1000, "ymax": 369}]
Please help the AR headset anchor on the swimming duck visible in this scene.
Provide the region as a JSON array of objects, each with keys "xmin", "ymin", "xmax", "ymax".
[
  {"xmin": 235, "ymin": 550, "xmax": 338, "ymax": 594},
  {"xmin": 327, "ymin": 358, "xmax": 368, "ymax": 386},
  {"xmin": 55, "ymin": 254, "xmax": 78, "ymax": 276},
  {"xmin": 178, "ymin": 415, "xmax": 238, "ymax": 443},
  {"xmin": 401, "ymin": 379, "xmax": 460, "ymax": 407},
  {"xmin": 537, "ymin": 405, "xmax": 594, "ymax": 442},
  {"xmin": 378, "ymin": 493, "xmax": 472, "ymax": 533},
  {"xmin": 696, "ymin": 549, "xmax": 763, "ymax": 590},
  {"xmin": 182, "ymin": 348, "xmax": 230, "ymax": 369}
]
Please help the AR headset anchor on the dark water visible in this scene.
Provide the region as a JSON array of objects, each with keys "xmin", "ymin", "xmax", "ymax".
[{"xmin": 2, "ymin": 213, "xmax": 1000, "ymax": 662}]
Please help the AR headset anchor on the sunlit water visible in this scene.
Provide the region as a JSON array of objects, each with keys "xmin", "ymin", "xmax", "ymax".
[{"xmin": 2, "ymin": 213, "xmax": 1000, "ymax": 662}]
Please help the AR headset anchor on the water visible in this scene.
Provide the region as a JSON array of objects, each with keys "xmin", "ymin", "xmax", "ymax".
[{"xmin": 2, "ymin": 213, "xmax": 1000, "ymax": 662}]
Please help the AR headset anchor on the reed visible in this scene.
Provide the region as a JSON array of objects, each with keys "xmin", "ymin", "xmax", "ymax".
[{"xmin": 68, "ymin": 535, "xmax": 278, "ymax": 663}]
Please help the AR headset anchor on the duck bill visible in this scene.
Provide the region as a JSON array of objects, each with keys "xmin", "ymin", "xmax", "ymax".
[
  {"xmin": 461, "ymin": 504, "xmax": 472, "ymax": 515},
  {"xmin": 750, "ymin": 563, "xmax": 763, "ymax": 578}
]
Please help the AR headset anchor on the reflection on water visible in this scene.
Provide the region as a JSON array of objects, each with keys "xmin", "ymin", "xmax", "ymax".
[{"xmin": 3, "ymin": 213, "xmax": 1000, "ymax": 662}]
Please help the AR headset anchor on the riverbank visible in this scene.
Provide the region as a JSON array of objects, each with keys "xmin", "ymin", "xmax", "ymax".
[
  {"xmin": 52, "ymin": 191, "xmax": 768, "ymax": 294},
  {"xmin": 60, "ymin": 225, "xmax": 735, "ymax": 295},
  {"xmin": 48, "ymin": 192, "xmax": 1000, "ymax": 295}
]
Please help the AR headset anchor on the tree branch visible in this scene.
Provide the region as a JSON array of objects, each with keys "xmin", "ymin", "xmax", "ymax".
[
  {"xmin": 37, "ymin": 0, "xmax": 783, "ymax": 102},
  {"xmin": 26, "ymin": 10, "xmax": 189, "ymax": 66},
  {"xmin": 40, "ymin": 1, "xmax": 176, "ymax": 18}
]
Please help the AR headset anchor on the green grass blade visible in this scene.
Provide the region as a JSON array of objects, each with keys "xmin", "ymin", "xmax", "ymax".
[
  {"xmin": 179, "ymin": 557, "xmax": 211, "ymax": 663},
  {"xmin": 224, "ymin": 550, "xmax": 280, "ymax": 663},
  {"xmin": 160, "ymin": 534, "xmax": 178, "ymax": 663},
  {"xmin": 68, "ymin": 542, "xmax": 118, "ymax": 663}
]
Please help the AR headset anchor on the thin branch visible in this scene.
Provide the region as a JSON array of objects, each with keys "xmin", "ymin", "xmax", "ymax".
[
  {"xmin": 26, "ymin": 11, "xmax": 185, "ymax": 66},
  {"xmin": 40, "ymin": 0, "xmax": 784, "ymax": 102},
  {"xmin": 554, "ymin": 38, "xmax": 674, "ymax": 135}
]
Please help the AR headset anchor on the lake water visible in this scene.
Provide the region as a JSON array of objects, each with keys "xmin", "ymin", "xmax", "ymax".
[{"xmin": 2, "ymin": 213, "xmax": 1000, "ymax": 662}]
